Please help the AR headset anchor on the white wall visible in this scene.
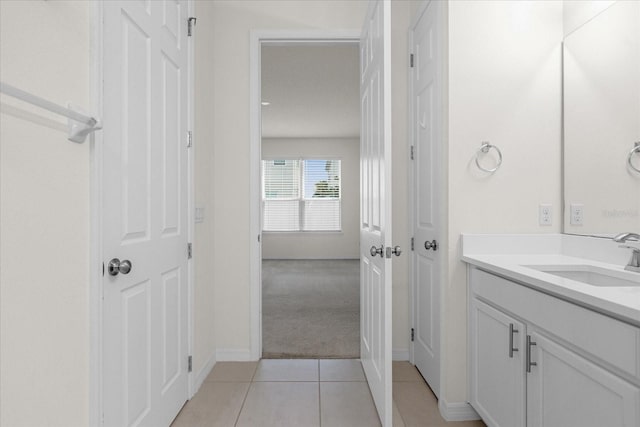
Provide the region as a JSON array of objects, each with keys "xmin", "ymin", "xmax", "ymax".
[
  {"xmin": 262, "ymin": 138, "xmax": 359, "ymax": 260},
  {"xmin": 0, "ymin": 2, "xmax": 91, "ymax": 426},
  {"xmin": 444, "ymin": 0, "xmax": 563, "ymax": 405},
  {"xmin": 193, "ymin": 1, "xmax": 218, "ymax": 386},
  {"xmin": 390, "ymin": 0, "xmax": 412, "ymax": 359},
  {"xmin": 563, "ymin": 0, "xmax": 616, "ymax": 36}
]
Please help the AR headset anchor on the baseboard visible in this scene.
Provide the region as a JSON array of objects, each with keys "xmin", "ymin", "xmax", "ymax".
[
  {"xmin": 392, "ymin": 348, "xmax": 409, "ymax": 361},
  {"xmin": 438, "ymin": 398, "xmax": 481, "ymax": 422},
  {"xmin": 216, "ymin": 348, "xmax": 254, "ymax": 361},
  {"xmin": 192, "ymin": 351, "xmax": 216, "ymax": 398}
]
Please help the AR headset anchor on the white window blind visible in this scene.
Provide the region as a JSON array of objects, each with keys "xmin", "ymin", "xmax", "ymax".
[{"xmin": 262, "ymin": 159, "xmax": 341, "ymax": 232}]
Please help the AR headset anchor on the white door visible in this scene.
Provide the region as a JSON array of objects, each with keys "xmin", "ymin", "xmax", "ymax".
[
  {"xmin": 527, "ymin": 332, "xmax": 640, "ymax": 427},
  {"xmin": 102, "ymin": 1, "xmax": 190, "ymax": 426},
  {"xmin": 410, "ymin": 0, "xmax": 442, "ymax": 398},
  {"xmin": 360, "ymin": 1, "xmax": 393, "ymax": 425},
  {"xmin": 470, "ymin": 299, "xmax": 526, "ymax": 427}
]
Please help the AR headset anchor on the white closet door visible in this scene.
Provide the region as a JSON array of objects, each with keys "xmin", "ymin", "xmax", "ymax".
[
  {"xmin": 102, "ymin": 1, "xmax": 189, "ymax": 425},
  {"xmin": 410, "ymin": 0, "xmax": 443, "ymax": 398}
]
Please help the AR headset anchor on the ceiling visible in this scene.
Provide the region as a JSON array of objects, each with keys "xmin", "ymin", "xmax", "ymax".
[{"xmin": 261, "ymin": 43, "xmax": 360, "ymax": 139}]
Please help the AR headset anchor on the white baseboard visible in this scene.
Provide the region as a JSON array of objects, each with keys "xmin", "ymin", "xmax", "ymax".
[
  {"xmin": 392, "ymin": 348, "xmax": 410, "ymax": 361},
  {"xmin": 216, "ymin": 348, "xmax": 255, "ymax": 361},
  {"xmin": 192, "ymin": 351, "xmax": 216, "ymax": 398},
  {"xmin": 438, "ymin": 398, "xmax": 480, "ymax": 422}
]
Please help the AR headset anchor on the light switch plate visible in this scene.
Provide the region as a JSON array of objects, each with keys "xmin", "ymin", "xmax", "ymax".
[{"xmin": 195, "ymin": 207, "xmax": 205, "ymax": 223}]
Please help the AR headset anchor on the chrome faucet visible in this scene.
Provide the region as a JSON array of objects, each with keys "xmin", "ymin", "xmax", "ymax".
[
  {"xmin": 613, "ymin": 232, "xmax": 640, "ymax": 243},
  {"xmin": 613, "ymin": 232, "xmax": 640, "ymax": 273}
]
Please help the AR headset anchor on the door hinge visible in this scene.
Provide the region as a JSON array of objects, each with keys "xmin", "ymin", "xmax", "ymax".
[
  {"xmin": 188, "ymin": 355, "xmax": 192, "ymax": 372},
  {"xmin": 411, "ymin": 328, "xmax": 415, "ymax": 342},
  {"xmin": 187, "ymin": 17, "xmax": 197, "ymax": 37},
  {"xmin": 410, "ymin": 145, "xmax": 415, "ymax": 160},
  {"xmin": 187, "ymin": 130, "xmax": 193, "ymax": 148},
  {"xmin": 411, "ymin": 237, "xmax": 414, "ymax": 251},
  {"xmin": 410, "ymin": 53, "xmax": 414, "ymax": 68},
  {"xmin": 187, "ymin": 242, "xmax": 192, "ymax": 259}
]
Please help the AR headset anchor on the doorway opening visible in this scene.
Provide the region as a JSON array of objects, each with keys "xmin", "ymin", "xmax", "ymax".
[
  {"xmin": 259, "ymin": 42, "xmax": 361, "ymax": 359},
  {"xmin": 248, "ymin": 10, "xmax": 393, "ymax": 422}
]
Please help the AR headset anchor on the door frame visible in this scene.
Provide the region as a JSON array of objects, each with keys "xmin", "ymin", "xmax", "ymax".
[
  {"xmin": 89, "ymin": 1, "xmax": 196, "ymax": 424},
  {"xmin": 248, "ymin": 30, "xmax": 360, "ymax": 360}
]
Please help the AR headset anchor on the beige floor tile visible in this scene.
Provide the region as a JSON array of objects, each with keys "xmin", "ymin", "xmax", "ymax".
[
  {"xmin": 393, "ymin": 382, "xmax": 487, "ymax": 427},
  {"xmin": 320, "ymin": 359, "xmax": 366, "ymax": 382},
  {"xmin": 170, "ymin": 381, "xmax": 250, "ymax": 427},
  {"xmin": 205, "ymin": 361, "xmax": 258, "ymax": 382},
  {"xmin": 393, "ymin": 381, "xmax": 445, "ymax": 426},
  {"xmin": 392, "ymin": 361, "xmax": 424, "ymax": 382},
  {"xmin": 442, "ymin": 421, "xmax": 486, "ymax": 427},
  {"xmin": 393, "ymin": 400, "xmax": 406, "ymax": 427},
  {"xmin": 253, "ymin": 359, "xmax": 319, "ymax": 382},
  {"xmin": 320, "ymin": 382, "xmax": 381, "ymax": 427},
  {"xmin": 235, "ymin": 382, "xmax": 320, "ymax": 427}
]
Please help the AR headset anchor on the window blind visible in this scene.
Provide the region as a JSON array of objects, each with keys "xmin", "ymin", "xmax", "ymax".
[{"xmin": 262, "ymin": 159, "xmax": 341, "ymax": 232}]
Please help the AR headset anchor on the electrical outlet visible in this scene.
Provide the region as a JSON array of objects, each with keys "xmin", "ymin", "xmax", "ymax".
[
  {"xmin": 570, "ymin": 204, "xmax": 584, "ymax": 225},
  {"xmin": 539, "ymin": 204, "xmax": 552, "ymax": 226}
]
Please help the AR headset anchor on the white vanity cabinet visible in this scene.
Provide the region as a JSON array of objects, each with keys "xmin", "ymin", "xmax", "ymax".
[
  {"xmin": 470, "ymin": 298, "xmax": 526, "ymax": 427},
  {"xmin": 527, "ymin": 331, "xmax": 640, "ymax": 427},
  {"xmin": 469, "ymin": 267, "xmax": 640, "ymax": 427}
]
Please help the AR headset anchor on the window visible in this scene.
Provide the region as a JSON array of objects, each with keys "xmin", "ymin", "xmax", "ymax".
[{"xmin": 262, "ymin": 159, "xmax": 341, "ymax": 232}]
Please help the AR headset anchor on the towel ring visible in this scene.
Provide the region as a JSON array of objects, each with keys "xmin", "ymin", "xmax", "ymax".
[
  {"xmin": 628, "ymin": 142, "xmax": 640, "ymax": 173},
  {"xmin": 475, "ymin": 142, "xmax": 502, "ymax": 173}
]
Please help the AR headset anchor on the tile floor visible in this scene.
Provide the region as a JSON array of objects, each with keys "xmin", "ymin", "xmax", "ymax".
[{"xmin": 171, "ymin": 359, "xmax": 486, "ymax": 427}]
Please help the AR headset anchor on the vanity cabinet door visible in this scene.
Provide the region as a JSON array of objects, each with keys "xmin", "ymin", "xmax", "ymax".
[
  {"xmin": 527, "ymin": 332, "xmax": 640, "ymax": 427},
  {"xmin": 470, "ymin": 298, "xmax": 526, "ymax": 427}
]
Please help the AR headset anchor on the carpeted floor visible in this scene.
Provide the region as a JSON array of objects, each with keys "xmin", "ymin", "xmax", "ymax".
[{"xmin": 262, "ymin": 259, "xmax": 360, "ymax": 359}]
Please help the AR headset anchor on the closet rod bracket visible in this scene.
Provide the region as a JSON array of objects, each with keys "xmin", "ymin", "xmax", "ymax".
[{"xmin": 67, "ymin": 104, "xmax": 103, "ymax": 143}]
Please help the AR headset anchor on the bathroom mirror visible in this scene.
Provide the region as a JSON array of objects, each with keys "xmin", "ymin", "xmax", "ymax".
[{"xmin": 563, "ymin": 1, "xmax": 640, "ymax": 237}]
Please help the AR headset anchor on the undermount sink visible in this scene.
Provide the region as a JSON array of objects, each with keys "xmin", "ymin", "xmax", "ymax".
[{"xmin": 524, "ymin": 264, "xmax": 640, "ymax": 287}]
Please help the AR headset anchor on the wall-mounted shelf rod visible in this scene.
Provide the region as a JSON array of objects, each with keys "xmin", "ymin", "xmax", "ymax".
[{"xmin": 0, "ymin": 81, "xmax": 102, "ymax": 143}]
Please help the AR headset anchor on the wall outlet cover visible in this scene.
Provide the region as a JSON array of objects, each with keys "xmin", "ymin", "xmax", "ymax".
[
  {"xmin": 570, "ymin": 204, "xmax": 584, "ymax": 226},
  {"xmin": 539, "ymin": 204, "xmax": 552, "ymax": 226}
]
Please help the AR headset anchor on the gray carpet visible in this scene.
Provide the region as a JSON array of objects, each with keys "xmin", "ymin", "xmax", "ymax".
[{"xmin": 262, "ymin": 259, "xmax": 360, "ymax": 359}]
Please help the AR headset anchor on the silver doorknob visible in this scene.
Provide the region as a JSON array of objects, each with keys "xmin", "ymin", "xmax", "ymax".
[
  {"xmin": 370, "ymin": 245, "xmax": 383, "ymax": 257},
  {"xmin": 424, "ymin": 240, "xmax": 438, "ymax": 251},
  {"xmin": 108, "ymin": 258, "xmax": 133, "ymax": 276}
]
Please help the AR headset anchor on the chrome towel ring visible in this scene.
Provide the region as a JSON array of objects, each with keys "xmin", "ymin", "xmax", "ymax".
[
  {"xmin": 628, "ymin": 142, "xmax": 640, "ymax": 174},
  {"xmin": 475, "ymin": 141, "xmax": 503, "ymax": 173}
]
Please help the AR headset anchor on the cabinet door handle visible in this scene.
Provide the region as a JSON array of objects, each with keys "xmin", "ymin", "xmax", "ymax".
[
  {"xmin": 509, "ymin": 323, "xmax": 519, "ymax": 358},
  {"xmin": 526, "ymin": 335, "xmax": 537, "ymax": 373}
]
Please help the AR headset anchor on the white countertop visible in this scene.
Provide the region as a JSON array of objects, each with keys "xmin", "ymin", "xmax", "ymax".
[{"xmin": 462, "ymin": 235, "xmax": 640, "ymax": 326}]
